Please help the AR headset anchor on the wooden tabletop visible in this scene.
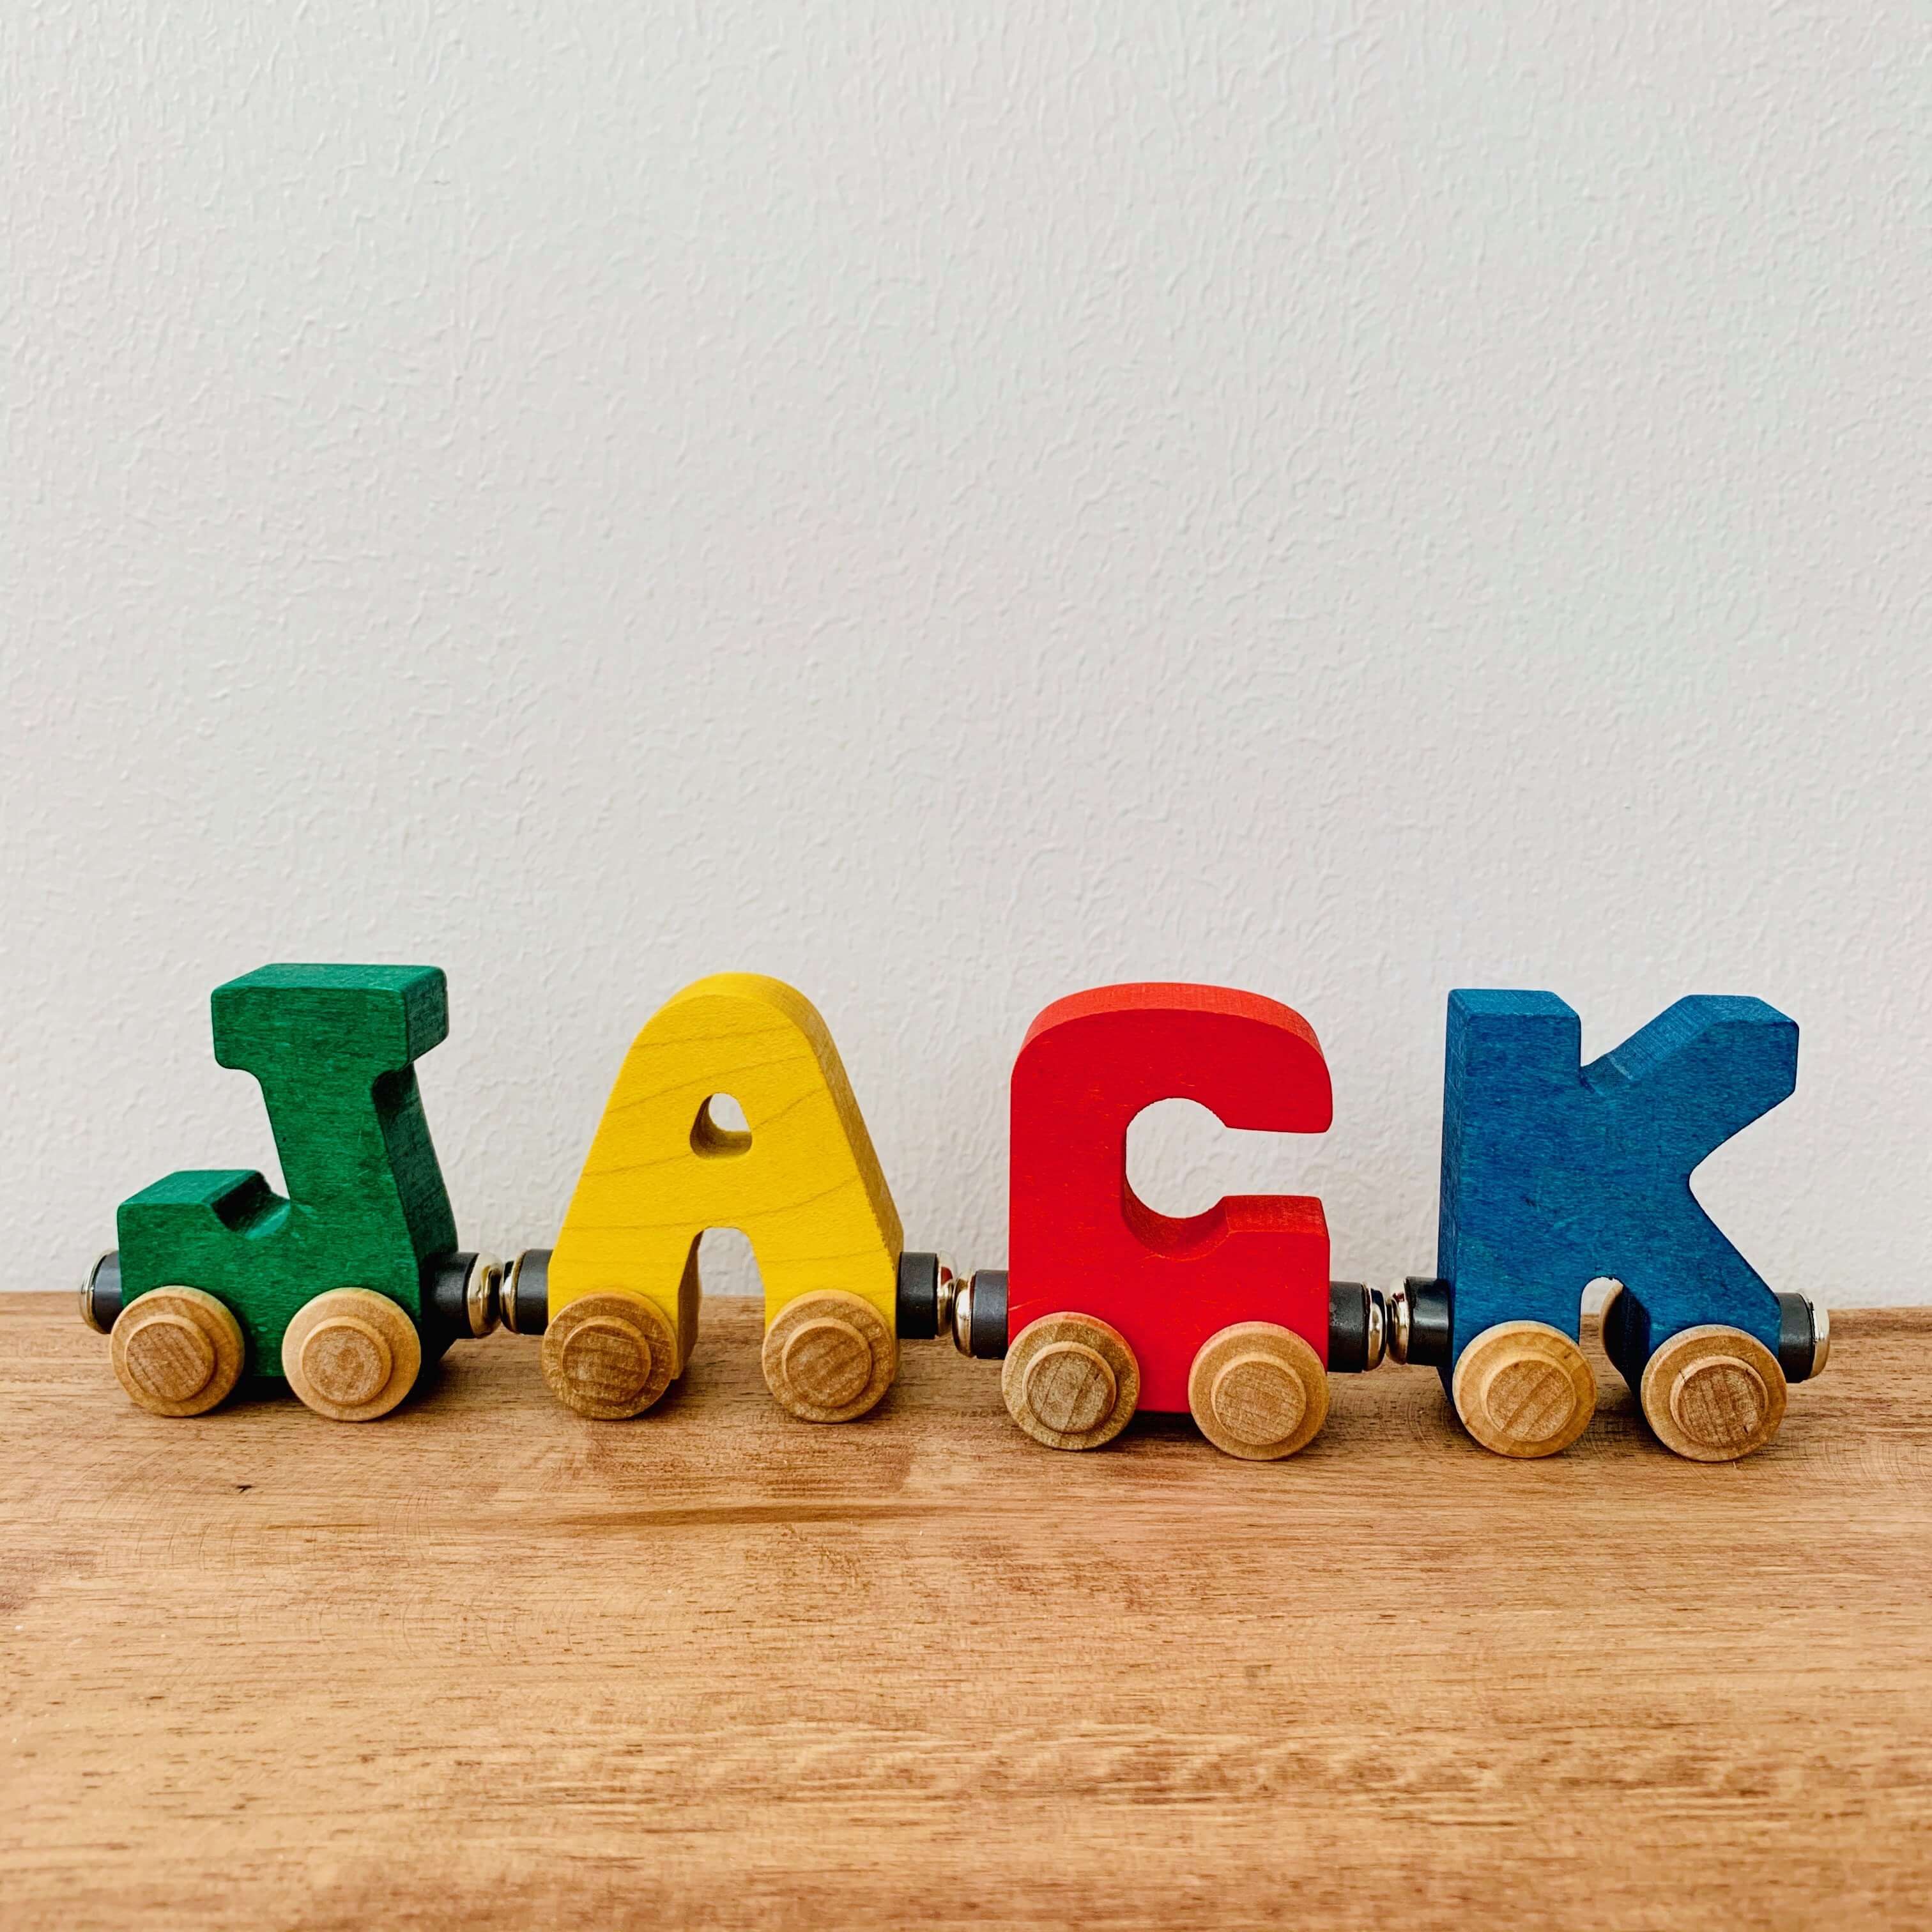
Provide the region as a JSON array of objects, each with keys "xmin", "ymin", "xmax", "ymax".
[{"xmin": 3, "ymin": 1293, "xmax": 1928, "ymax": 1929}]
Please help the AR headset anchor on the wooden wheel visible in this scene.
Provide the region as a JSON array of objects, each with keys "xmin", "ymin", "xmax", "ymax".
[
  {"xmin": 282, "ymin": 1289, "xmax": 422, "ymax": 1422},
  {"xmin": 541, "ymin": 1292, "xmax": 678, "ymax": 1420},
  {"xmin": 1452, "ymin": 1321, "xmax": 1596, "ymax": 1459},
  {"xmin": 1001, "ymin": 1313, "xmax": 1140, "ymax": 1451},
  {"xmin": 111, "ymin": 1286, "xmax": 245, "ymax": 1418},
  {"xmin": 1639, "ymin": 1324, "xmax": 1786, "ymax": 1462},
  {"xmin": 1187, "ymin": 1322, "xmax": 1328, "ymax": 1460},
  {"xmin": 762, "ymin": 1291, "xmax": 897, "ymax": 1422}
]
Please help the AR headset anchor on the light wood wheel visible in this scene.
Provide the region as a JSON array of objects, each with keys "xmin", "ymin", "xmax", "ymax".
[
  {"xmin": 111, "ymin": 1286, "xmax": 245, "ymax": 1418},
  {"xmin": 1187, "ymin": 1322, "xmax": 1329, "ymax": 1460},
  {"xmin": 1639, "ymin": 1324, "xmax": 1787, "ymax": 1462},
  {"xmin": 762, "ymin": 1291, "xmax": 898, "ymax": 1422},
  {"xmin": 541, "ymin": 1292, "xmax": 678, "ymax": 1419},
  {"xmin": 282, "ymin": 1289, "xmax": 422, "ymax": 1422},
  {"xmin": 1452, "ymin": 1321, "xmax": 1597, "ymax": 1459},
  {"xmin": 1002, "ymin": 1313, "xmax": 1140, "ymax": 1451}
]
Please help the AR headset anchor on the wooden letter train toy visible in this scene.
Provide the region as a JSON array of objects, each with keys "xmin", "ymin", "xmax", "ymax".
[
  {"xmin": 961, "ymin": 983, "xmax": 1383, "ymax": 1459},
  {"xmin": 1383, "ymin": 991, "xmax": 1829, "ymax": 1461},
  {"xmin": 499, "ymin": 972, "xmax": 930, "ymax": 1425},
  {"xmin": 80, "ymin": 965, "xmax": 1830, "ymax": 1463},
  {"xmin": 80, "ymin": 966, "xmax": 501, "ymax": 1421}
]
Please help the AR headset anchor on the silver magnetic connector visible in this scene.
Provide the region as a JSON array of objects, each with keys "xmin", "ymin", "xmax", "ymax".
[
  {"xmin": 1365, "ymin": 1286, "xmax": 1387, "ymax": 1370},
  {"xmin": 466, "ymin": 1252, "xmax": 504, "ymax": 1337},
  {"xmin": 1809, "ymin": 1299, "xmax": 1831, "ymax": 1378},
  {"xmin": 1384, "ymin": 1280, "xmax": 1412, "ymax": 1365},
  {"xmin": 949, "ymin": 1271, "xmax": 975, "ymax": 1355},
  {"xmin": 80, "ymin": 1250, "xmax": 121, "ymax": 1334},
  {"xmin": 932, "ymin": 1255, "xmax": 960, "ymax": 1342}
]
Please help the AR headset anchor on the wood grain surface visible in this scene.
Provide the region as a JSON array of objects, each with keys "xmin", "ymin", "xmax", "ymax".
[{"xmin": 3, "ymin": 1294, "xmax": 1928, "ymax": 1930}]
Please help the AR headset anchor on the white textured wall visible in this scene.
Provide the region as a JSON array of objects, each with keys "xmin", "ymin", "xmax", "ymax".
[{"xmin": 5, "ymin": 5, "xmax": 1929, "ymax": 1308}]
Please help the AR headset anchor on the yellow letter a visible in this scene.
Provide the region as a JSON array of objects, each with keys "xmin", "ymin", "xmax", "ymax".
[{"xmin": 546, "ymin": 974, "xmax": 903, "ymax": 1420}]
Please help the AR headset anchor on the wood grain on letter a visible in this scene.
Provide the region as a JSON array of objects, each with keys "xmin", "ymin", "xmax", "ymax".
[{"xmin": 548, "ymin": 974, "xmax": 903, "ymax": 1372}]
